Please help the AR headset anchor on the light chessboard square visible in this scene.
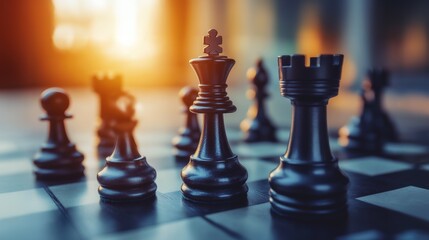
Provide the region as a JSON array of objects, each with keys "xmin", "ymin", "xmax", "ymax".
[
  {"xmin": 0, "ymin": 188, "xmax": 57, "ymax": 220},
  {"xmin": 357, "ymin": 186, "xmax": 429, "ymax": 222},
  {"xmin": 339, "ymin": 156, "xmax": 413, "ymax": 176}
]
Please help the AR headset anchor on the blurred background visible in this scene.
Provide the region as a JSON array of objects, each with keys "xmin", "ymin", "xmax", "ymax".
[{"xmin": 0, "ymin": 0, "xmax": 428, "ymax": 90}]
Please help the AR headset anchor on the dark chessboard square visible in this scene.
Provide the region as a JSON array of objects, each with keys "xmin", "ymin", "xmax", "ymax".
[
  {"xmin": 63, "ymin": 192, "xmax": 197, "ymax": 238},
  {"xmin": 93, "ymin": 217, "xmax": 234, "ymax": 240},
  {"xmin": 357, "ymin": 186, "xmax": 429, "ymax": 222},
  {"xmin": 0, "ymin": 211, "xmax": 82, "ymax": 240}
]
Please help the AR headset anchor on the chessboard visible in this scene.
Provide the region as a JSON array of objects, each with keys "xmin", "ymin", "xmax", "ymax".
[{"xmin": 0, "ymin": 88, "xmax": 429, "ymax": 240}]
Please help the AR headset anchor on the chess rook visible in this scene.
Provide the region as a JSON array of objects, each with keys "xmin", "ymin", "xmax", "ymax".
[
  {"xmin": 172, "ymin": 87, "xmax": 201, "ymax": 160},
  {"xmin": 92, "ymin": 73, "xmax": 123, "ymax": 158},
  {"xmin": 33, "ymin": 88, "xmax": 85, "ymax": 180},
  {"xmin": 241, "ymin": 59, "xmax": 277, "ymax": 142},
  {"xmin": 269, "ymin": 55, "xmax": 349, "ymax": 218},
  {"xmin": 181, "ymin": 29, "xmax": 248, "ymax": 203}
]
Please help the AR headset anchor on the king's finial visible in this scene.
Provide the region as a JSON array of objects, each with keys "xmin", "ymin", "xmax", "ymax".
[{"xmin": 203, "ymin": 29, "xmax": 222, "ymax": 56}]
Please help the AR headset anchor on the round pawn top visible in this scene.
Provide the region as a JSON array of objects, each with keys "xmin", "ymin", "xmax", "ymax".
[
  {"xmin": 40, "ymin": 88, "xmax": 70, "ymax": 115},
  {"xmin": 179, "ymin": 87, "xmax": 198, "ymax": 107}
]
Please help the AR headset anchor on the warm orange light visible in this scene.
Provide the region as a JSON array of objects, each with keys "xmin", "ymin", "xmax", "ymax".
[
  {"xmin": 52, "ymin": 0, "xmax": 158, "ymax": 60},
  {"xmin": 296, "ymin": 4, "xmax": 322, "ymax": 64},
  {"xmin": 401, "ymin": 22, "xmax": 428, "ymax": 68}
]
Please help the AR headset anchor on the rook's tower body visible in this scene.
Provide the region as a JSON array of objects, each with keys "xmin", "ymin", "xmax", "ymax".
[{"xmin": 270, "ymin": 54, "xmax": 349, "ymax": 218}]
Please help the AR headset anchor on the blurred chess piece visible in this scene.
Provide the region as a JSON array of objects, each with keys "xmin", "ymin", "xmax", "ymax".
[
  {"xmin": 339, "ymin": 69, "xmax": 398, "ymax": 152},
  {"xmin": 33, "ymin": 88, "xmax": 85, "ymax": 180},
  {"xmin": 93, "ymin": 73, "xmax": 136, "ymax": 158},
  {"xmin": 172, "ymin": 86, "xmax": 201, "ymax": 161},
  {"xmin": 97, "ymin": 94, "xmax": 157, "ymax": 202},
  {"xmin": 241, "ymin": 59, "xmax": 277, "ymax": 142}
]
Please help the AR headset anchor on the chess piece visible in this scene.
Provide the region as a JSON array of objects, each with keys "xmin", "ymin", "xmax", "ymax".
[
  {"xmin": 270, "ymin": 55, "xmax": 349, "ymax": 218},
  {"xmin": 338, "ymin": 69, "xmax": 398, "ymax": 152},
  {"xmin": 92, "ymin": 73, "xmax": 124, "ymax": 158},
  {"xmin": 172, "ymin": 86, "xmax": 201, "ymax": 161},
  {"xmin": 33, "ymin": 88, "xmax": 85, "ymax": 180},
  {"xmin": 97, "ymin": 95, "xmax": 156, "ymax": 202},
  {"xmin": 240, "ymin": 59, "xmax": 277, "ymax": 142},
  {"xmin": 181, "ymin": 29, "xmax": 248, "ymax": 203}
]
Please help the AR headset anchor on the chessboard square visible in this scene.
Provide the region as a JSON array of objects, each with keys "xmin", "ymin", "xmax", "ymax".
[
  {"xmin": 339, "ymin": 156, "xmax": 413, "ymax": 176},
  {"xmin": 0, "ymin": 188, "xmax": 58, "ymax": 220},
  {"xmin": 0, "ymin": 158, "xmax": 32, "ymax": 176},
  {"xmin": 95, "ymin": 217, "xmax": 234, "ymax": 240},
  {"xmin": 0, "ymin": 210, "xmax": 82, "ymax": 240},
  {"xmin": 234, "ymin": 142, "xmax": 285, "ymax": 158},
  {"xmin": 357, "ymin": 186, "xmax": 429, "ymax": 222},
  {"xmin": 241, "ymin": 159, "xmax": 277, "ymax": 182},
  {"xmin": 49, "ymin": 180, "xmax": 100, "ymax": 208},
  {"xmin": 156, "ymin": 168, "xmax": 182, "ymax": 193}
]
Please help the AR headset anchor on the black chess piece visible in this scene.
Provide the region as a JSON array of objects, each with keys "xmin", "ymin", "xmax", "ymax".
[
  {"xmin": 338, "ymin": 69, "xmax": 398, "ymax": 152},
  {"xmin": 269, "ymin": 55, "xmax": 349, "ymax": 218},
  {"xmin": 97, "ymin": 95, "xmax": 157, "ymax": 202},
  {"xmin": 240, "ymin": 58, "xmax": 277, "ymax": 142},
  {"xmin": 172, "ymin": 86, "xmax": 201, "ymax": 161},
  {"xmin": 33, "ymin": 88, "xmax": 85, "ymax": 180},
  {"xmin": 93, "ymin": 73, "xmax": 124, "ymax": 158},
  {"xmin": 372, "ymin": 70, "xmax": 398, "ymax": 142},
  {"xmin": 181, "ymin": 29, "xmax": 248, "ymax": 203}
]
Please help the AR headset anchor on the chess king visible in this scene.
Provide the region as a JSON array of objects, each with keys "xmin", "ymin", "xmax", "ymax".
[
  {"xmin": 269, "ymin": 55, "xmax": 349, "ymax": 218},
  {"xmin": 181, "ymin": 29, "xmax": 248, "ymax": 202}
]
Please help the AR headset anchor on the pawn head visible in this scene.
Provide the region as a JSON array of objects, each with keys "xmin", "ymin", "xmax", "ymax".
[
  {"xmin": 40, "ymin": 88, "xmax": 70, "ymax": 115},
  {"xmin": 179, "ymin": 86, "xmax": 199, "ymax": 107}
]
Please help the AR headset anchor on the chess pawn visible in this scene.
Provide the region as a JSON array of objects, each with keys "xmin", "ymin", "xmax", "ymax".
[
  {"xmin": 366, "ymin": 69, "xmax": 398, "ymax": 142},
  {"xmin": 33, "ymin": 88, "xmax": 85, "ymax": 180},
  {"xmin": 338, "ymin": 69, "xmax": 397, "ymax": 152},
  {"xmin": 97, "ymin": 119, "xmax": 157, "ymax": 202},
  {"xmin": 240, "ymin": 59, "xmax": 277, "ymax": 142},
  {"xmin": 181, "ymin": 29, "xmax": 248, "ymax": 203},
  {"xmin": 172, "ymin": 87, "xmax": 201, "ymax": 161},
  {"xmin": 92, "ymin": 73, "xmax": 123, "ymax": 158},
  {"xmin": 270, "ymin": 55, "xmax": 349, "ymax": 218}
]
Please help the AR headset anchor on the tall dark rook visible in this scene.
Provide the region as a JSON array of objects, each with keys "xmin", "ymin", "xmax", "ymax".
[
  {"xmin": 181, "ymin": 29, "xmax": 248, "ymax": 203},
  {"xmin": 269, "ymin": 54, "xmax": 349, "ymax": 218},
  {"xmin": 92, "ymin": 74, "xmax": 123, "ymax": 158}
]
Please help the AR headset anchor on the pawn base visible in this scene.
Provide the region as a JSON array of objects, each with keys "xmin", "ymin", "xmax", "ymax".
[
  {"xmin": 99, "ymin": 187, "xmax": 157, "ymax": 203},
  {"xmin": 97, "ymin": 156, "xmax": 157, "ymax": 202},
  {"xmin": 33, "ymin": 146, "xmax": 85, "ymax": 180},
  {"xmin": 181, "ymin": 155, "xmax": 248, "ymax": 203}
]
